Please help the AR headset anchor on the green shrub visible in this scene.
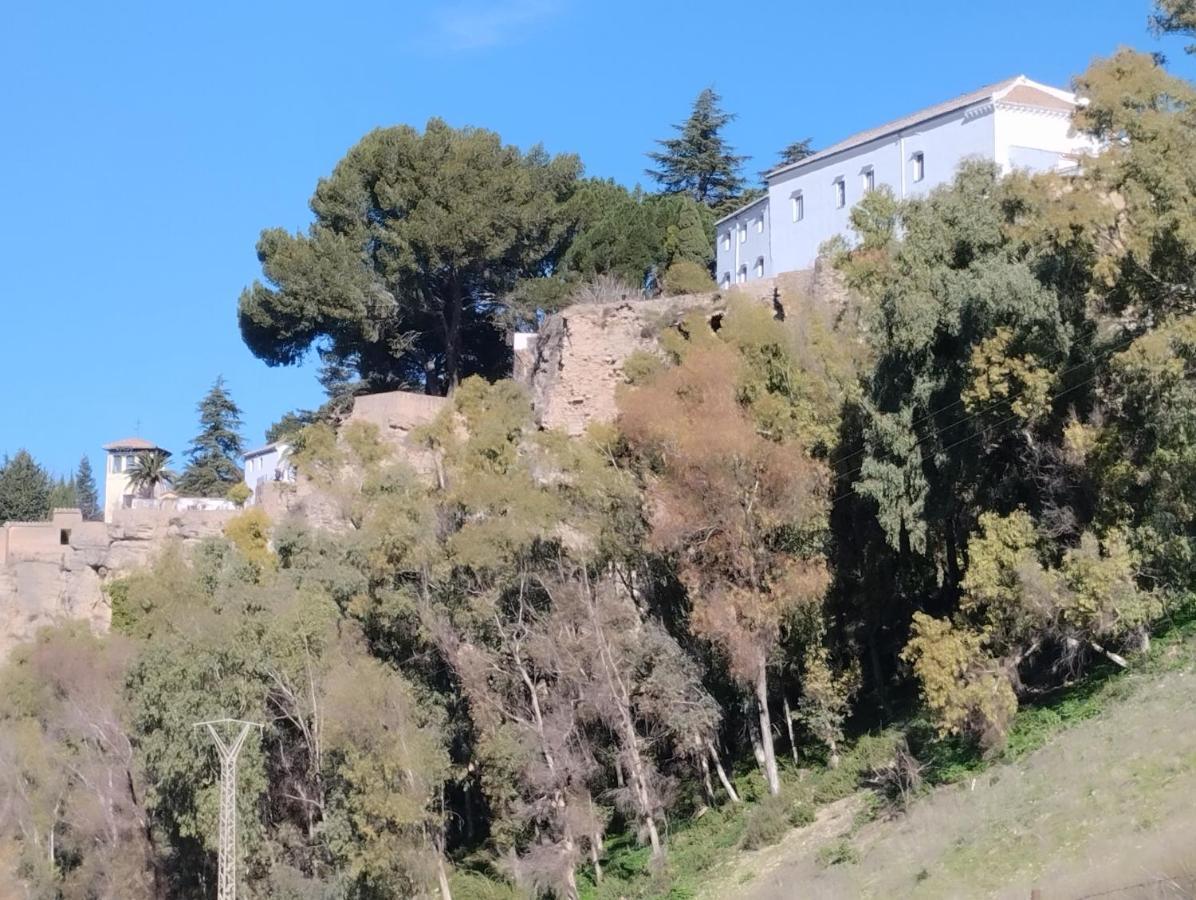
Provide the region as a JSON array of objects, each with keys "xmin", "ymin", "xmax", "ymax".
[
  {"xmin": 227, "ymin": 482, "xmax": 252, "ymax": 506},
  {"xmin": 662, "ymin": 260, "xmax": 716, "ymax": 296},
  {"xmin": 788, "ymin": 800, "xmax": 816, "ymax": 827},
  {"xmin": 740, "ymin": 795, "xmax": 791, "ymax": 850},
  {"xmin": 622, "ymin": 350, "xmax": 665, "ymax": 385},
  {"xmin": 816, "ymin": 839, "xmax": 860, "ymax": 868},
  {"xmin": 449, "ymin": 870, "xmax": 519, "ymax": 900}
]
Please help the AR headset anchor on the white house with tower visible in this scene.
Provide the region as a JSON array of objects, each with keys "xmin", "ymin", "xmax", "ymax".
[
  {"xmin": 103, "ymin": 437, "xmax": 171, "ymax": 522},
  {"xmin": 716, "ymin": 75, "xmax": 1097, "ymax": 285}
]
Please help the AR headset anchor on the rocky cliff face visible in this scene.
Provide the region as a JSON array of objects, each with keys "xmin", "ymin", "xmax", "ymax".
[{"xmin": 0, "ymin": 510, "xmax": 235, "ymax": 660}]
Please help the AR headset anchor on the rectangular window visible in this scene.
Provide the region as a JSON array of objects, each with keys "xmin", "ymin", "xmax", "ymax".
[
  {"xmin": 791, "ymin": 193, "xmax": 804, "ymax": 222},
  {"xmin": 721, "ymin": 272, "xmax": 731, "ymax": 289},
  {"xmin": 738, "ymin": 224, "xmax": 747, "ymax": 244},
  {"xmin": 912, "ymin": 151, "xmax": 925, "ymax": 183},
  {"xmin": 737, "ymin": 265, "xmax": 747, "ymax": 283},
  {"xmin": 721, "ymin": 232, "xmax": 730, "ymax": 251},
  {"xmin": 834, "ymin": 178, "xmax": 846, "ymax": 209},
  {"xmin": 755, "ymin": 216, "xmax": 764, "ymax": 233},
  {"xmin": 111, "ymin": 456, "xmax": 121, "ymax": 474},
  {"xmin": 754, "ymin": 257, "xmax": 764, "ymax": 278},
  {"xmin": 862, "ymin": 168, "xmax": 875, "ymax": 192}
]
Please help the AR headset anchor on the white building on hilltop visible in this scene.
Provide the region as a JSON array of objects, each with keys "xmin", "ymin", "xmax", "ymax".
[
  {"xmin": 103, "ymin": 437, "xmax": 170, "ymax": 523},
  {"xmin": 243, "ymin": 441, "xmax": 296, "ymax": 503},
  {"xmin": 716, "ymin": 75, "xmax": 1096, "ymax": 284}
]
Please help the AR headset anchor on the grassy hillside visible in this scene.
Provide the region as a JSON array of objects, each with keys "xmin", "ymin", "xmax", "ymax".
[
  {"xmin": 555, "ymin": 611, "xmax": 1196, "ymax": 900},
  {"xmin": 713, "ymin": 616, "xmax": 1196, "ymax": 899}
]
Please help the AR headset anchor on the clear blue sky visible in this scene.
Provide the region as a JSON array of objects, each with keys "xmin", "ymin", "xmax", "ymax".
[{"xmin": 0, "ymin": 0, "xmax": 1188, "ymax": 481}]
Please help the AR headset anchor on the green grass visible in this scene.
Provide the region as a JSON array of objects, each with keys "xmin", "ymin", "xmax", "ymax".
[{"xmin": 575, "ymin": 732, "xmax": 901, "ymax": 900}]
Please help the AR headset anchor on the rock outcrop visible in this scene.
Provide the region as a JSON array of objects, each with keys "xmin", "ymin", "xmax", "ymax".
[{"xmin": 0, "ymin": 508, "xmax": 236, "ymax": 660}]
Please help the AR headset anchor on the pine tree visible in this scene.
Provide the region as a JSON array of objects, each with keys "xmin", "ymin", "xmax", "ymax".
[
  {"xmin": 646, "ymin": 87, "xmax": 748, "ymax": 208},
  {"xmin": 0, "ymin": 450, "xmax": 52, "ymax": 522},
  {"xmin": 176, "ymin": 377, "xmax": 245, "ymax": 497},
  {"xmin": 777, "ymin": 139, "xmax": 814, "ymax": 167},
  {"xmin": 47, "ymin": 476, "xmax": 78, "ymax": 511},
  {"xmin": 75, "ymin": 456, "xmax": 100, "ymax": 521}
]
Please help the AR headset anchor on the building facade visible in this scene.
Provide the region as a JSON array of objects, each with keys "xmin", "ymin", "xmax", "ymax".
[
  {"xmin": 243, "ymin": 441, "xmax": 296, "ymax": 501},
  {"xmin": 716, "ymin": 76, "xmax": 1096, "ymax": 285},
  {"xmin": 102, "ymin": 437, "xmax": 171, "ymax": 523}
]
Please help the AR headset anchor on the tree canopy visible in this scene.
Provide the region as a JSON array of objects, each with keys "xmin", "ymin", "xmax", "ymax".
[
  {"xmin": 176, "ymin": 378, "xmax": 244, "ymax": 497},
  {"xmin": 75, "ymin": 455, "xmax": 100, "ymax": 521},
  {"xmin": 646, "ymin": 87, "xmax": 748, "ymax": 210},
  {"xmin": 0, "ymin": 450, "xmax": 51, "ymax": 523},
  {"xmin": 239, "ymin": 119, "xmax": 583, "ymax": 394}
]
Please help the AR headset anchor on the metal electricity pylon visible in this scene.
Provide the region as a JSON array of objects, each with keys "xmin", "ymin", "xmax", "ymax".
[{"xmin": 194, "ymin": 719, "xmax": 262, "ymax": 900}]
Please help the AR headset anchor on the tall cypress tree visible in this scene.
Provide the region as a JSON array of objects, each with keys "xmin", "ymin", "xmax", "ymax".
[
  {"xmin": 0, "ymin": 450, "xmax": 52, "ymax": 522},
  {"xmin": 646, "ymin": 87, "xmax": 748, "ymax": 208},
  {"xmin": 176, "ymin": 377, "xmax": 245, "ymax": 497},
  {"xmin": 75, "ymin": 455, "xmax": 100, "ymax": 521}
]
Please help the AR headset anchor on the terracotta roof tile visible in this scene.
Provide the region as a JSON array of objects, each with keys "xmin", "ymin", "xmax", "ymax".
[
  {"xmin": 999, "ymin": 84, "xmax": 1076, "ymax": 112},
  {"xmin": 102, "ymin": 436, "xmax": 165, "ymax": 452}
]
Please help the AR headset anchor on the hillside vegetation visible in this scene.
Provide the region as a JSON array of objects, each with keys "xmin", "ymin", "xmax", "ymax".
[{"xmin": 4, "ymin": 23, "xmax": 1196, "ymax": 900}]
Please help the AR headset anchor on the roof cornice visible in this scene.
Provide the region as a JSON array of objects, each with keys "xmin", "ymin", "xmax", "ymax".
[{"xmin": 714, "ymin": 193, "xmax": 769, "ymax": 226}]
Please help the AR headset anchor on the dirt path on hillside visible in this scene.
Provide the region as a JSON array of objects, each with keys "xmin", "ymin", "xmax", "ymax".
[{"xmin": 707, "ymin": 645, "xmax": 1196, "ymax": 900}]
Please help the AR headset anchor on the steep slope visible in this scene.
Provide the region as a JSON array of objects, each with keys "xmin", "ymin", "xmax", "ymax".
[{"xmin": 710, "ymin": 639, "xmax": 1196, "ymax": 899}]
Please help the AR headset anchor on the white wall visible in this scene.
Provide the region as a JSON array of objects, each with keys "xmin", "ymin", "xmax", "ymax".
[
  {"xmin": 994, "ymin": 105, "xmax": 1096, "ymax": 173},
  {"xmin": 767, "ymin": 102, "xmax": 996, "ymax": 274},
  {"xmin": 715, "ymin": 197, "xmax": 771, "ymax": 288},
  {"xmin": 244, "ymin": 444, "xmax": 295, "ymax": 499}
]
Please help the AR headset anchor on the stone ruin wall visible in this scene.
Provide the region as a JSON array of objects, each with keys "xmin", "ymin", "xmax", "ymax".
[
  {"xmin": 519, "ymin": 258, "xmax": 853, "ymax": 436},
  {"xmin": 0, "ymin": 507, "xmax": 237, "ymax": 661}
]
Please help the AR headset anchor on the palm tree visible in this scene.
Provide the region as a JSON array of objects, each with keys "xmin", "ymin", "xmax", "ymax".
[{"xmin": 126, "ymin": 450, "xmax": 175, "ymax": 499}]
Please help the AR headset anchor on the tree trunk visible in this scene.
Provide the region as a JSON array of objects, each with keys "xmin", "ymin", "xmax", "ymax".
[
  {"xmin": 706, "ymin": 739, "xmax": 740, "ymax": 803},
  {"xmin": 444, "ymin": 280, "xmax": 464, "ymax": 391},
  {"xmin": 782, "ymin": 694, "xmax": 799, "ymax": 764},
  {"xmin": 562, "ymin": 833, "xmax": 580, "ymax": 900},
  {"xmin": 1091, "ymin": 640, "xmax": 1128, "ymax": 668},
  {"xmin": 436, "ymin": 853, "xmax": 454, "ymax": 900},
  {"xmin": 755, "ymin": 661, "xmax": 782, "ymax": 796},
  {"xmin": 583, "ymin": 581, "xmax": 664, "ymax": 861},
  {"xmin": 590, "ymin": 836, "xmax": 603, "ymax": 883},
  {"xmin": 698, "ymin": 745, "xmax": 716, "ymax": 804}
]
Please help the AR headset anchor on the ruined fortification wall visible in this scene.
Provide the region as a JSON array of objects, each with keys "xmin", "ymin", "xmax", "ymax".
[
  {"xmin": 0, "ymin": 507, "xmax": 237, "ymax": 660},
  {"xmin": 521, "ymin": 259, "xmax": 854, "ymax": 436}
]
